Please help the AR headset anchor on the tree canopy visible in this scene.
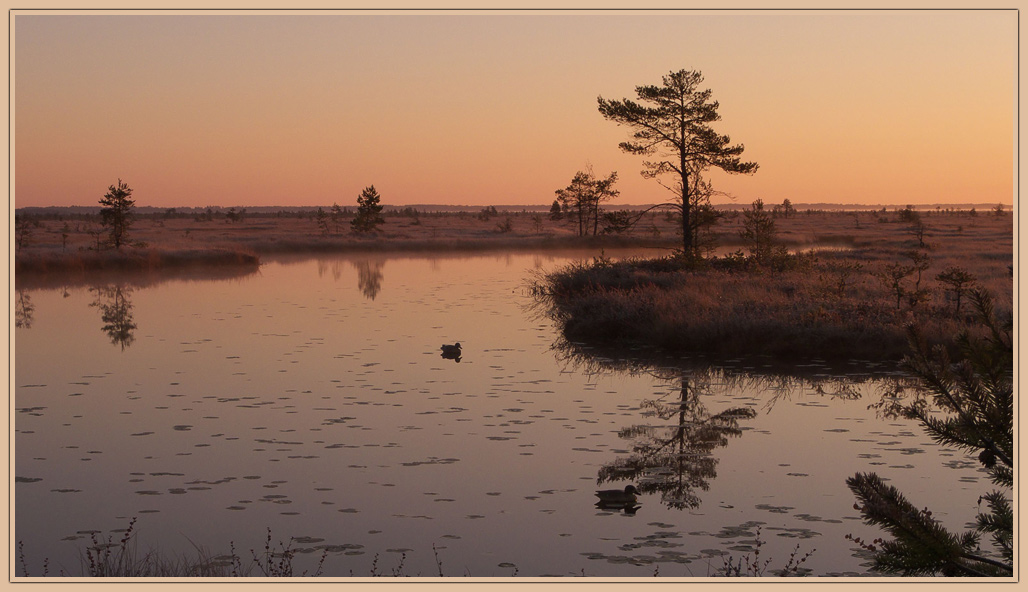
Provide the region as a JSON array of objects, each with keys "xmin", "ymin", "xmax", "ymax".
[
  {"xmin": 598, "ymin": 69, "xmax": 757, "ymax": 254},
  {"xmin": 554, "ymin": 168, "xmax": 619, "ymax": 237}
]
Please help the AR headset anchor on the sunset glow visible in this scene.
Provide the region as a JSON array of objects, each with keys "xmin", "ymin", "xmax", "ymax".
[{"xmin": 13, "ymin": 10, "xmax": 1017, "ymax": 208}]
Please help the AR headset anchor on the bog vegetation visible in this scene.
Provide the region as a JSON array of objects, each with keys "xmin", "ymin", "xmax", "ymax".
[{"xmin": 536, "ymin": 205, "xmax": 1012, "ymax": 362}]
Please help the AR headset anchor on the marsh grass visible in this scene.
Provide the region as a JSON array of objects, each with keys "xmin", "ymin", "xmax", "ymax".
[
  {"xmin": 18, "ymin": 521, "xmax": 335, "ymax": 578},
  {"xmin": 718, "ymin": 527, "xmax": 816, "ymax": 577},
  {"xmin": 15, "ymin": 247, "xmax": 260, "ymax": 274},
  {"xmin": 17, "ymin": 520, "xmax": 485, "ymax": 578},
  {"xmin": 537, "ymin": 211, "xmax": 1012, "ymax": 361}
]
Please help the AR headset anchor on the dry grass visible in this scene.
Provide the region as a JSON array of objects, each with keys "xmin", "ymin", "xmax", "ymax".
[
  {"xmin": 538, "ymin": 209, "xmax": 1013, "ymax": 362},
  {"xmin": 14, "ymin": 247, "xmax": 260, "ymax": 274},
  {"xmin": 13, "ymin": 208, "xmax": 681, "ymax": 273}
]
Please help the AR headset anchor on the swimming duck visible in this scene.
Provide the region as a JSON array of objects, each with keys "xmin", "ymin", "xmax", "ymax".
[
  {"xmin": 440, "ymin": 343, "xmax": 462, "ymax": 356},
  {"xmin": 595, "ymin": 485, "xmax": 640, "ymax": 504}
]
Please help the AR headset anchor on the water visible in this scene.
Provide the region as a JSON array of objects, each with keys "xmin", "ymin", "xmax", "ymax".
[{"xmin": 14, "ymin": 249, "xmax": 989, "ymax": 578}]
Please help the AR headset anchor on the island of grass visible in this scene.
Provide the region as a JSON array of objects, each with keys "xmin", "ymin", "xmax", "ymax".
[{"xmin": 535, "ymin": 207, "xmax": 1013, "ymax": 362}]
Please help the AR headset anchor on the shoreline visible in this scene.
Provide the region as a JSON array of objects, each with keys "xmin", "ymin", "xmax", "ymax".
[{"xmin": 13, "ymin": 234, "xmax": 682, "ymax": 275}]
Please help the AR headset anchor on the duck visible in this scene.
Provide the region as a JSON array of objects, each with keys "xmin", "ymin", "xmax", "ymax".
[
  {"xmin": 440, "ymin": 342, "xmax": 462, "ymax": 356},
  {"xmin": 595, "ymin": 485, "xmax": 640, "ymax": 504}
]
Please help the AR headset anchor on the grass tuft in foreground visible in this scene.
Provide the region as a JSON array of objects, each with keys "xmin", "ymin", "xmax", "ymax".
[{"xmin": 18, "ymin": 520, "xmax": 328, "ymax": 578}]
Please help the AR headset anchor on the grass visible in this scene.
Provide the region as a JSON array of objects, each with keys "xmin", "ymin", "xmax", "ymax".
[
  {"xmin": 17, "ymin": 520, "xmax": 344, "ymax": 578},
  {"xmin": 15, "ymin": 519, "xmax": 511, "ymax": 578},
  {"xmin": 13, "ymin": 208, "xmax": 682, "ymax": 274},
  {"xmin": 15, "ymin": 247, "xmax": 260, "ymax": 274},
  {"xmin": 536, "ymin": 209, "xmax": 1013, "ymax": 362},
  {"xmin": 717, "ymin": 526, "xmax": 816, "ymax": 577},
  {"xmin": 18, "ymin": 518, "xmax": 816, "ymax": 578}
]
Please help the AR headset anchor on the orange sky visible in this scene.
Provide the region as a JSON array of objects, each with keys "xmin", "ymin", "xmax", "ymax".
[{"xmin": 13, "ymin": 10, "xmax": 1017, "ymax": 208}]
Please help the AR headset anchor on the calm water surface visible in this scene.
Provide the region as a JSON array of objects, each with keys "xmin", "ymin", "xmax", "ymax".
[{"xmin": 14, "ymin": 249, "xmax": 988, "ymax": 577}]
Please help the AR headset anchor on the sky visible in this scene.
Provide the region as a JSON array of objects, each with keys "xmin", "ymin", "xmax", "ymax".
[{"xmin": 12, "ymin": 9, "xmax": 1018, "ymax": 208}]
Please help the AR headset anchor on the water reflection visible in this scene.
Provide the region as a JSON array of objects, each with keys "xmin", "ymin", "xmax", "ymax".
[
  {"xmin": 546, "ymin": 338, "xmax": 891, "ymax": 513},
  {"xmin": 14, "ymin": 250, "xmax": 984, "ymax": 577},
  {"xmin": 16, "ymin": 263, "xmax": 260, "ymax": 292},
  {"xmin": 89, "ymin": 285, "xmax": 136, "ymax": 350},
  {"xmin": 15, "ymin": 290, "xmax": 34, "ymax": 329},
  {"xmin": 315, "ymin": 259, "xmax": 344, "ymax": 281},
  {"xmin": 352, "ymin": 260, "xmax": 385, "ymax": 301},
  {"xmin": 598, "ymin": 372, "xmax": 756, "ymax": 510}
]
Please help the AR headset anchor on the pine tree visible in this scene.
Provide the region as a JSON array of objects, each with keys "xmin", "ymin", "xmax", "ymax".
[
  {"xmin": 740, "ymin": 198, "xmax": 783, "ymax": 264},
  {"xmin": 315, "ymin": 207, "xmax": 330, "ymax": 235},
  {"xmin": 598, "ymin": 69, "xmax": 757, "ymax": 255},
  {"xmin": 99, "ymin": 179, "xmax": 135, "ymax": 249},
  {"xmin": 847, "ymin": 289, "xmax": 1013, "ymax": 577},
  {"xmin": 548, "ymin": 199, "xmax": 563, "ymax": 221},
  {"xmin": 330, "ymin": 202, "xmax": 345, "ymax": 232},
  {"xmin": 351, "ymin": 185, "xmax": 384, "ymax": 233}
]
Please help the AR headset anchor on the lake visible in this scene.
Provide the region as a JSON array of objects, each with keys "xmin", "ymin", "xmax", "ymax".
[{"xmin": 13, "ymin": 249, "xmax": 989, "ymax": 578}]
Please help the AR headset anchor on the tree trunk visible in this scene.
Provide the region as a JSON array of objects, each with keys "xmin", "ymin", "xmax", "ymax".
[
  {"xmin": 681, "ymin": 169, "xmax": 692, "ymax": 254},
  {"xmin": 679, "ymin": 114, "xmax": 692, "ymax": 253}
]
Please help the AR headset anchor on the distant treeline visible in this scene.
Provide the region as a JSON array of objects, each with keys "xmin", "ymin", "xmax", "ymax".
[{"xmin": 14, "ymin": 202, "xmax": 1012, "ymax": 219}]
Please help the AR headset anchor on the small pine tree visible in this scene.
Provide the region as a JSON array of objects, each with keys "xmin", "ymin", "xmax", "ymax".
[
  {"xmin": 315, "ymin": 207, "xmax": 330, "ymax": 235},
  {"xmin": 740, "ymin": 199, "xmax": 782, "ymax": 263},
  {"xmin": 549, "ymin": 199, "xmax": 563, "ymax": 221},
  {"xmin": 351, "ymin": 185, "xmax": 384, "ymax": 233},
  {"xmin": 330, "ymin": 203, "xmax": 344, "ymax": 232},
  {"xmin": 898, "ymin": 204, "xmax": 920, "ymax": 224},
  {"xmin": 879, "ymin": 263, "xmax": 914, "ymax": 310},
  {"xmin": 781, "ymin": 198, "xmax": 795, "ymax": 218},
  {"xmin": 14, "ymin": 216, "xmax": 32, "ymax": 252},
  {"xmin": 936, "ymin": 267, "xmax": 978, "ymax": 315},
  {"xmin": 99, "ymin": 179, "xmax": 135, "ymax": 249}
]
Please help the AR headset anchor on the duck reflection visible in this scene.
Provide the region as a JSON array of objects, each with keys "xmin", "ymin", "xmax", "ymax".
[
  {"xmin": 352, "ymin": 259, "xmax": 385, "ymax": 301},
  {"xmin": 15, "ymin": 290, "xmax": 34, "ymax": 329},
  {"xmin": 597, "ymin": 373, "xmax": 756, "ymax": 510},
  {"xmin": 89, "ymin": 285, "xmax": 137, "ymax": 350}
]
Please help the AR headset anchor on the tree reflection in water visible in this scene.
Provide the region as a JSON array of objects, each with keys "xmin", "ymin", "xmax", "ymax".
[
  {"xmin": 352, "ymin": 260, "xmax": 385, "ymax": 301},
  {"xmin": 598, "ymin": 372, "xmax": 756, "ymax": 510},
  {"xmin": 546, "ymin": 338, "xmax": 877, "ymax": 513},
  {"xmin": 90, "ymin": 285, "xmax": 136, "ymax": 350},
  {"xmin": 15, "ymin": 290, "xmax": 34, "ymax": 329}
]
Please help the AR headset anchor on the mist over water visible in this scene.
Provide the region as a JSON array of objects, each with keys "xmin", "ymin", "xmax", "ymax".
[{"xmin": 14, "ymin": 249, "xmax": 988, "ymax": 577}]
